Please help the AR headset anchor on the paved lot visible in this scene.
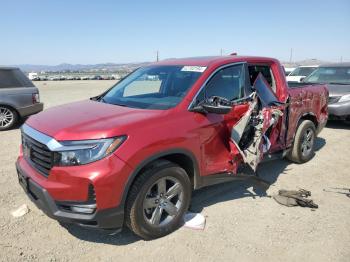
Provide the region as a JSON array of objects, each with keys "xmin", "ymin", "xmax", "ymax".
[{"xmin": 0, "ymin": 81, "xmax": 349, "ymax": 262}]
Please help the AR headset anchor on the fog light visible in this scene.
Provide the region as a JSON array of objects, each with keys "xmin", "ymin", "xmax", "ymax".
[{"xmin": 70, "ymin": 204, "xmax": 96, "ymax": 214}]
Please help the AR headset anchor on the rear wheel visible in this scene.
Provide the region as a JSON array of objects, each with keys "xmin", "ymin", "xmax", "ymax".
[
  {"xmin": 125, "ymin": 160, "xmax": 191, "ymax": 239},
  {"xmin": 287, "ymin": 120, "xmax": 316, "ymax": 163},
  {"xmin": 0, "ymin": 106, "xmax": 18, "ymax": 131}
]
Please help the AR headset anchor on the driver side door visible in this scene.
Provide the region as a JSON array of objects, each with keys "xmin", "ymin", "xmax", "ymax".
[{"xmin": 191, "ymin": 63, "xmax": 251, "ymax": 176}]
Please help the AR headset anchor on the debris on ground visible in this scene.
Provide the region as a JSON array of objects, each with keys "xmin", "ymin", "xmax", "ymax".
[
  {"xmin": 273, "ymin": 189, "xmax": 318, "ymax": 208},
  {"xmin": 11, "ymin": 204, "xmax": 30, "ymax": 218},
  {"xmin": 183, "ymin": 212, "xmax": 206, "ymax": 230},
  {"xmin": 323, "ymin": 187, "xmax": 350, "ymax": 198}
]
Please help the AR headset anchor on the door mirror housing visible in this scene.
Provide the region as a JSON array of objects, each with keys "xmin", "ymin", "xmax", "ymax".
[
  {"xmin": 201, "ymin": 103, "xmax": 232, "ymax": 114},
  {"xmin": 191, "ymin": 96, "xmax": 232, "ymax": 114}
]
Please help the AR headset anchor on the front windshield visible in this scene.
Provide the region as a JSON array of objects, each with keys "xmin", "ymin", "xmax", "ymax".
[
  {"xmin": 102, "ymin": 65, "xmax": 204, "ymax": 109},
  {"xmin": 303, "ymin": 67, "xmax": 350, "ymax": 84},
  {"xmin": 289, "ymin": 67, "xmax": 317, "ymax": 76}
]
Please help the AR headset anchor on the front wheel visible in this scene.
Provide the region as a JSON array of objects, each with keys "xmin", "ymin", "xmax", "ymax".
[
  {"xmin": 125, "ymin": 160, "xmax": 192, "ymax": 239},
  {"xmin": 287, "ymin": 120, "xmax": 316, "ymax": 163}
]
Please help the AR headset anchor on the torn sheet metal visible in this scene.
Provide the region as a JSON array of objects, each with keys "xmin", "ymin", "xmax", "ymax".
[{"xmin": 230, "ymin": 74, "xmax": 284, "ymax": 172}]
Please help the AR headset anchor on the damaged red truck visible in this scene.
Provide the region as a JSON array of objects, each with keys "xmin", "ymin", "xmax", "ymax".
[{"xmin": 16, "ymin": 56, "xmax": 328, "ymax": 239}]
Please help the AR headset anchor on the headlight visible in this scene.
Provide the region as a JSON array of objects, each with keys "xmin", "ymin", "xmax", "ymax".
[
  {"xmin": 338, "ymin": 94, "xmax": 350, "ymax": 103},
  {"xmin": 54, "ymin": 136, "xmax": 126, "ymax": 166}
]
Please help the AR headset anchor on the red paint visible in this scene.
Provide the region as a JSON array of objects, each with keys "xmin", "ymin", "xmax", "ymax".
[{"xmin": 18, "ymin": 56, "xmax": 328, "ymax": 211}]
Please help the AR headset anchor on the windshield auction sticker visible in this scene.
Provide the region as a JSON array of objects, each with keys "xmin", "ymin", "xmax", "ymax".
[{"xmin": 181, "ymin": 66, "xmax": 207, "ymax": 73}]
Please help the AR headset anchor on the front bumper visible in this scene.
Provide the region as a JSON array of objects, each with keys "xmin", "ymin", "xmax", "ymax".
[
  {"xmin": 16, "ymin": 161, "xmax": 124, "ymax": 230},
  {"xmin": 17, "ymin": 103, "xmax": 44, "ymax": 117},
  {"xmin": 328, "ymin": 101, "xmax": 350, "ymax": 119}
]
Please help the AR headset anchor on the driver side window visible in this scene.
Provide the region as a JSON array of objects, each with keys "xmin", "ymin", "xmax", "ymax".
[{"xmin": 197, "ymin": 64, "xmax": 245, "ymax": 103}]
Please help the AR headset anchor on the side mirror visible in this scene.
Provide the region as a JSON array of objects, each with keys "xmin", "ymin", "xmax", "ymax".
[
  {"xmin": 191, "ymin": 96, "xmax": 232, "ymax": 114},
  {"xmin": 201, "ymin": 103, "xmax": 232, "ymax": 114}
]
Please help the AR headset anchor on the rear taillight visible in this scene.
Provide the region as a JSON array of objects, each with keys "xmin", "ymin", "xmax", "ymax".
[{"xmin": 32, "ymin": 93, "xmax": 40, "ymax": 103}]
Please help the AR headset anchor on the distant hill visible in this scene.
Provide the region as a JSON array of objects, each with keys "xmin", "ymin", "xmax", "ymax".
[
  {"xmin": 11, "ymin": 58, "xmax": 338, "ymax": 73},
  {"xmin": 13, "ymin": 62, "xmax": 151, "ymax": 73}
]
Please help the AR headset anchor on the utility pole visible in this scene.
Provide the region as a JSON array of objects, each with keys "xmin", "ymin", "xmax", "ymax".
[
  {"xmin": 220, "ymin": 48, "xmax": 223, "ymax": 56},
  {"xmin": 156, "ymin": 50, "xmax": 159, "ymax": 62},
  {"xmin": 340, "ymin": 56, "xmax": 343, "ymax": 62},
  {"xmin": 289, "ymin": 48, "xmax": 293, "ymax": 64}
]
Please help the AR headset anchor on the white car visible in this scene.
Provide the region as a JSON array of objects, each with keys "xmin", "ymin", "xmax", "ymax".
[
  {"xmin": 284, "ymin": 67, "xmax": 295, "ymax": 76},
  {"xmin": 287, "ymin": 66, "xmax": 318, "ymax": 83}
]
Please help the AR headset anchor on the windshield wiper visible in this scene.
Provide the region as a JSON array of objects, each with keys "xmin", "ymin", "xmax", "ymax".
[
  {"xmin": 302, "ymin": 81, "xmax": 327, "ymax": 85},
  {"xmin": 328, "ymin": 82, "xmax": 350, "ymax": 85},
  {"xmin": 109, "ymin": 102, "xmax": 129, "ymax": 107}
]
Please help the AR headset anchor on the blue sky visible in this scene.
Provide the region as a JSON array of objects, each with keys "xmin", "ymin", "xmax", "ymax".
[{"xmin": 1, "ymin": 0, "xmax": 349, "ymax": 65}]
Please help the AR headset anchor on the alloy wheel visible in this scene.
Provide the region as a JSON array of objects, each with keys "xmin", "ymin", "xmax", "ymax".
[
  {"xmin": 301, "ymin": 127, "xmax": 314, "ymax": 157},
  {"xmin": 0, "ymin": 107, "xmax": 14, "ymax": 128},
  {"xmin": 143, "ymin": 176, "xmax": 184, "ymax": 227}
]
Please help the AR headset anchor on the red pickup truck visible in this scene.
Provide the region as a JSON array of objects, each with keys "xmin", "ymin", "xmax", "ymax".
[{"xmin": 16, "ymin": 56, "xmax": 328, "ymax": 239}]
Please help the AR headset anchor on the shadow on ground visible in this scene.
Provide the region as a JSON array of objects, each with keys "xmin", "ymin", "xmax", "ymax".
[
  {"xmin": 64, "ymin": 137, "xmax": 326, "ymax": 245},
  {"xmin": 326, "ymin": 120, "xmax": 350, "ymax": 130},
  {"xmin": 63, "ymin": 222, "xmax": 141, "ymax": 245}
]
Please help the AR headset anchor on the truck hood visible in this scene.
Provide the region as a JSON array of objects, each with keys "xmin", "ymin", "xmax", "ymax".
[
  {"xmin": 327, "ymin": 84, "xmax": 350, "ymax": 97},
  {"xmin": 26, "ymin": 100, "xmax": 167, "ymax": 141}
]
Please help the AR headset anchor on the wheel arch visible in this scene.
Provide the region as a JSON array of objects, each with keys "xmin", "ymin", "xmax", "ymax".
[
  {"xmin": 0, "ymin": 103, "xmax": 19, "ymax": 116},
  {"xmin": 298, "ymin": 112, "xmax": 318, "ymax": 129},
  {"xmin": 120, "ymin": 148, "xmax": 200, "ymax": 208}
]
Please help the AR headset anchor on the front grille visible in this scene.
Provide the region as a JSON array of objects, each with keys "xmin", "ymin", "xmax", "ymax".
[
  {"xmin": 328, "ymin": 96, "xmax": 341, "ymax": 104},
  {"xmin": 22, "ymin": 134, "xmax": 54, "ymax": 177}
]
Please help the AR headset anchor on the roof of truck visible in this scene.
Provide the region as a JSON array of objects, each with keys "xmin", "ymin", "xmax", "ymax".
[{"xmin": 156, "ymin": 55, "xmax": 279, "ymax": 67}]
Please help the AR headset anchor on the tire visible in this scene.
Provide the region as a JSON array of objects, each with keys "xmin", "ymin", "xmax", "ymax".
[
  {"xmin": 0, "ymin": 106, "xmax": 18, "ymax": 131},
  {"xmin": 287, "ymin": 120, "xmax": 316, "ymax": 163},
  {"xmin": 125, "ymin": 160, "xmax": 192, "ymax": 240}
]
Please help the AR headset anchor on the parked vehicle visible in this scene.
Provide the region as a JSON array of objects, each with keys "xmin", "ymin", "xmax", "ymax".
[
  {"xmin": 301, "ymin": 63, "xmax": 350, "ymax": 123},
  {"xmin": 287, "ymin": 65, "xmax": 318, "ymax": 83},
  {"xmin": 101, "ymin": 75, "xmax": 113, "ymax": 80},
  {"xmin": 0, "ymin": 67, "xmax": 43, "ymax": 130},
  {"xmin": 28, "ymin": 72, "xmax": 38, "ymax": 80},
  {"xmin": 284, "ymin": 67, "xmax": 295, "ymax": 76},
  {"xmin": 89, "ymin": 75, "xmax": 103, "ymax": 80},
  {"xmin": 16, "ymin": 56, "xmax": 328, "ymax": 239}
]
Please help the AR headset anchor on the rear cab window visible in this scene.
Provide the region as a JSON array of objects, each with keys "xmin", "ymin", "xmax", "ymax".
[
  {"xmin": 248, "ymin": 65, "xmax": 277, "ymax": 93},
  {"xmin": 0, "ymin": 69, "xmax": 34, "ymax": 88}
]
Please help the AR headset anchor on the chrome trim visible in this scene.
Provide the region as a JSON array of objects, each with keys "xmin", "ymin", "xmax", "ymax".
[
  {"xmin": 187, "ymin": 62, "xmax": 245, "ymax": 110},
  {"xmin": 21, "ymin": 124, "xmax": 95, "ymax": 151}
]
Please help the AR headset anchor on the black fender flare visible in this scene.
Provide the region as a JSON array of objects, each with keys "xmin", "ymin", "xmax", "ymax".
[{"xmin": 119, "ymin": 148, "xmax": 201, "ymax": 208}]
